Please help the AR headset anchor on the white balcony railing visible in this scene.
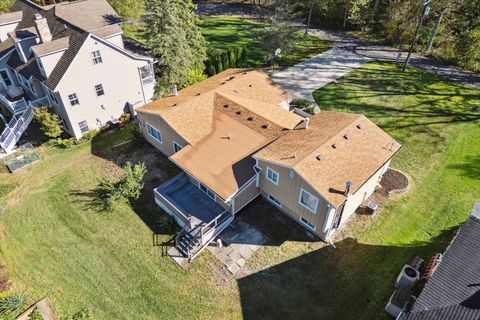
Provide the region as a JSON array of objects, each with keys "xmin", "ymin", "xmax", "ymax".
[
  {"xmin": 0, "ymin": 94, "xmax": 28, "ymax": 115},
  {"xmin": 0, "ymin": 96, "xmax": 48, "ymax": 153}
]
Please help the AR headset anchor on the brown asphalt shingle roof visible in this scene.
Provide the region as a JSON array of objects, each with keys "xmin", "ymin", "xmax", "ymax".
[
  {"xmin": 254, "ymin": 111, "xmax": 402, "ymax": 207},
  {"xmin": 138, "ymin": 69, "xmax": 302, "ymax": 144},
  {"xmin": 171, "ymin": 111, "xmax": 272, "ymax": 200},
  {"xmin": 31, "ymin": 36, "xmax": 69, "ymax": 56}
]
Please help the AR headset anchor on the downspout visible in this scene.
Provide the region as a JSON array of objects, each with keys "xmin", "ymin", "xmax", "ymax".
[{"xmin": 138, "ymin": 66, "xmax": 147, "ymax": 105}]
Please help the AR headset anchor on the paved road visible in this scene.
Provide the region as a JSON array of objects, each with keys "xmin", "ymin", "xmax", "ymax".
[
  {"xmin": 308, "ymin": 27, "xmax": 480, "ymax": 90},
  {"xmin": 272, "ymin": 47, "xmax": 371, "ymax": 104}
]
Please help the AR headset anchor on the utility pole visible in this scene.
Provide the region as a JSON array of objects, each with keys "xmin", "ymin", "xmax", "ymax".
[
  {"xmin": 403, "ymin": 0, "xmax": 432, "ymax": 71},
  {"xmin": 304, "ymin": 0, "xmax": 315, "ymax": 37}
]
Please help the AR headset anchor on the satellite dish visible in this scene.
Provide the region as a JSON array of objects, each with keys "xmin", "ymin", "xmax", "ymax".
[{"xmin": 275, "ymin": 48, "xmax": 282, "ymax": 56}]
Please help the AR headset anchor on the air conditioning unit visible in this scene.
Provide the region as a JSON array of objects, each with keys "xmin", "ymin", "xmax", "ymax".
[{"xmin": 396, "ymin": 265, "xmax": 420, "ymax": 288}]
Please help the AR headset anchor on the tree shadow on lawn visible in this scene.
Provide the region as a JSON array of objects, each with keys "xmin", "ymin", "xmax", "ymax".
[
  {"xmin": 447, "ymin": 155, "xmax": 480, "ymax": 180},
  {"xmin": 71, "ymin": 131, "xmax": 181, "ymax": 241},
  {"xmin": 237, "ymin": 226, "xmax": 460, "ymax": 320}
]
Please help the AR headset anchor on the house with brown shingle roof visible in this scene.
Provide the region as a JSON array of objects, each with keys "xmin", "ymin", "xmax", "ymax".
[
  {"xmin": 0, "ymin": 0, "xmax": 155, "ymax": 153},
  {"xmin": 136, "ymin": 69, "xmax": 401, "ymax": 262}
]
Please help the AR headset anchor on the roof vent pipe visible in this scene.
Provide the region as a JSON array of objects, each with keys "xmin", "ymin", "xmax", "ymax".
[
  {"xmin": 305, "ymin": 117, "xmax": 310, "ymax": 129},
  {"xmin": 33, "ymin": 14, "xmax": 52, "ymax": 43},
  {"xmin": 172, "ymin": 84, "xmax": 178, "ymax": 96},
  {"xmin": 345, "ymin": 181, "xmax": 353, "ymax": 196}
]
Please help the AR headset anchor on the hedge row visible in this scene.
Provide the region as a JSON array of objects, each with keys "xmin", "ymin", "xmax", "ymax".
[{"xmin": 205, "ymin": 45, "xmax": 248, "ymax": 76}]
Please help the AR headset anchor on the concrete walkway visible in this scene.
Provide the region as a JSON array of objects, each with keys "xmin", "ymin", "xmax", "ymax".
[{"xmin": 271, "ymin": 47, "xmax": 371, "ymax": 105}]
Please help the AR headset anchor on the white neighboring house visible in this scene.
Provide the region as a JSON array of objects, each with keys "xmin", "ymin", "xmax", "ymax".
[{"xmin": 0, "ymin": 0, "xmax": 155, "ymax": 152}]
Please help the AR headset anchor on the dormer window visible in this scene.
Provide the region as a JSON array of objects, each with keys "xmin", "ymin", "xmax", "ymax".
[{"xmin": 91, "ymin": 50, "xmax": 103, "ymax": 65}]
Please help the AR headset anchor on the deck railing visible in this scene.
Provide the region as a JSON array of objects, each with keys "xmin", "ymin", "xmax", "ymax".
[
  {"xmin": 0, "ymin": 94, "xmax": 28, "ymax": 115},
  {"xmin": 0, "ymin": 99, "xmax": 38, "ymax": 153},
  {"xmin": 199, "ymin": 210, "xmax": 231, "ymax": 244}
]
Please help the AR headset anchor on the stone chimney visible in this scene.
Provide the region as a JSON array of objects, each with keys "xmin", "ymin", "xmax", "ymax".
[{"xmin": 33, "ymin": 13, "xmax": 52, "ymax": 43}]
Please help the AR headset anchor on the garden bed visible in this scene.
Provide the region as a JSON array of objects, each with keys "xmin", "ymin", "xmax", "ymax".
[{"xmin": 378, "ymin": 168, "xmax": 410, "ymax": 197}]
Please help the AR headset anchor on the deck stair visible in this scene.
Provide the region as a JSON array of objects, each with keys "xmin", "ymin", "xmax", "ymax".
[
  {"xmin": 0, "ymin": 96, "xmax": 50, "ymax": 153},
  {"xmin": 175, "ymin": 211, "xmax": 234, "ymax": 262}
]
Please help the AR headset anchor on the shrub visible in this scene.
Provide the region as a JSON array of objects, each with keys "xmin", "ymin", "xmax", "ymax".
[
  {"xmin": 221, "ymin": 51, "xmax": 230, "ymax": 70},
  {"xmin": 28, "ymin": 307, "xmax": 43, "ymax": 320},
  {"xmin": 185, "ymin": 68, "xmax": 207, "ymax": 87},
  {"xmin": 79, "ymin": 130, "xmax": 98, "ymax": 143},
  {"xmin": 0, "ymin": 292, "xmax": 27, "ymax": 316},
  {"xmin": 120, "ymin": 113, "xmax": 131, "ymax": 123},
  {"xmin": 49, "ymin": 138, "xmax": 76, "ymax": 149},
  {"xmin": 290, "ymin": 98, "xmax": 312, "ymax": 109},
  {"xmin": 228, "ymin": 47, "xmax": 236, "ymax": 69},
  {"xmin": 215, "ymin": 55, "xmax": 223, "ymax": 73},
  {"xmin": 33, "ymin": 107, "xmax": 63, "ymax": 138},
  {"xmin": 99, "ymin": 162, "xmax": 147, "ymax": 209}
]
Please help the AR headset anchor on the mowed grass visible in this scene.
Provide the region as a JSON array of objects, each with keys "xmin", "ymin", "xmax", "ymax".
[
  {"xmin": 200, "ymin": 16, "xmax": 331, "ymax": 68},
  {"xmin": 125, "ymin": 15, "xmax": 332, "ymax": 69},
  {"xmin": 0, "ymin": 129, "xmax": 240, "ymax": 319}
]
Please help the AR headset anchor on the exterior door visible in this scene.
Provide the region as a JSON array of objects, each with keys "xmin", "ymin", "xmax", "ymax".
[{"xmin": 0, "ymin": 69, "xmax": 13, "ymax": 88}]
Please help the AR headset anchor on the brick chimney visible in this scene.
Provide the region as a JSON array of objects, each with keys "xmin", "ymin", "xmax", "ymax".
[{"xmin": 33, "ymin": 13, "xmax": 52, "ymax": 43}]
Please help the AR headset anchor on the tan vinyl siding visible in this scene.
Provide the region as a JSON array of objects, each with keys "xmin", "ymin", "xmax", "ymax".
[
  {"xmin": 233, "ymin": 179, "xmax": 261, "ymax": 214},
  {"xmin": 339, "ymin": 159, "xmax": 391, "ymax": 226},
  {"xmin": 257, "ymin": 160, "xmax": 330, "ymax": 239},
  {"xmin": 138, "ymin": 111, "xmax": 188, "ymax": 157}
]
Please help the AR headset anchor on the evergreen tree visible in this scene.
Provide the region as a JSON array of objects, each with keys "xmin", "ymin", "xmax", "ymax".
[{"xmin": 144, "ymin": 0, "xmax": 207, "ymax": 97}]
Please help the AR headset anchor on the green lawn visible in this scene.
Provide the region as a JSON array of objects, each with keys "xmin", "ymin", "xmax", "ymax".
[
  {"xmin": 0, "ymin": 63, "xmax": 479, "ymax": 320},
  {"xmin": 125, "ymin": 15, "xmax": 332, "ymax": 69},
  {"xmin": 200, "ymin": 16, "xmax": 331, "ymax": 68}
]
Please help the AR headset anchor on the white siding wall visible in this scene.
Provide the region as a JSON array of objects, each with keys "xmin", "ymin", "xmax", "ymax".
[
  {"xmin": 0, "ymin": 22, "xmax": 20, "ymax": 42},
  {"xmin": 37, "ymin": 50, "xmax": 66, "ymax": 78},
  {"xmin": 104, "ymin": 34, "xmax": 124, "ymax": 48},
  {"xmin": 55, "ymin": 35, "xmax": 155, "ymax": 138}
]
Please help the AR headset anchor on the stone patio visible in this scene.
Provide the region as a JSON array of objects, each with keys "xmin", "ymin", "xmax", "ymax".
[{"xmin": 208, "ymin": 220, "xmax": 267, "ymax": 277}]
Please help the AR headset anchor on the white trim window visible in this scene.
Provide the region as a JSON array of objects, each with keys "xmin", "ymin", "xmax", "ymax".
[
  {"xmin": 68, "ymin": 93, "xmax": 79, "ymax": 106},
  {"xmin": 140, "ymin": 64, "xmax": 155, "ymax": 85},
  {"xmin": 78, "ymin": 120, "xmax": 89, "ymax": 133},
  {"xmin": 268, "ymin": 194, "xmax": 282, "ymax": 208},
  {"xmin": 173, "ymin": 141, "xmax": 183, "ymax": 153},
  {"xmin": 199, "ymin": 183, "xmax": 216, "ymax": 201},
  {"xmin": 95, "ymin": 84, "xmax": 105, "ymax": 96},
  {"xmin": 300, "ymin": 217, "xmax": 316, "ymax": 231},
  {"xmin": 266, "ymin": 167, "xmax": 279, "ymax": 185},
  {"xmin": 91, "ymin": 50, "xmax": 103, "ymax": 65},
  {"xmin": 146, "ymin": 122, "xmax": 162, "ymax": 143},
  {"xmin": 299, "ymin": 188, "xmax": 319, "ymax": 214}
]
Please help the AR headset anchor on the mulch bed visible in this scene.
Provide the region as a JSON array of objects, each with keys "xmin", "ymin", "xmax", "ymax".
[{"xmin": 377, "ymin": 168, "xmax": 409, "ymax": 196}]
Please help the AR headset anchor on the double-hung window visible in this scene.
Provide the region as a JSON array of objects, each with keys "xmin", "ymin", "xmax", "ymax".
[
  {"xmin": 78, "ymin": 120, "xmax": 89, "ymax": 133},
  {"xmin": 91, "ymin": 50, "xmax": 103, "ymax": 65},
  {"xmin": 95, "ymin": 84, "xmax": 105, "ymax": 96},
  {"xmin": 266, "ymin": 167, "xmax": 279, "ymax": 185},
  {"xmin": 68, "ymin": 93, "xmax": 79, "ymax": 106},
  {"xmin": 199, "ymin": 183, "xmax": 215, "ymax": 200},
  {"xmin": 299, "ymin": 188, "xmax": 319, "ymax": 214},
  {"xmin": 146, "ymin": 122, "xmax": 162, "ymax": 143}
]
